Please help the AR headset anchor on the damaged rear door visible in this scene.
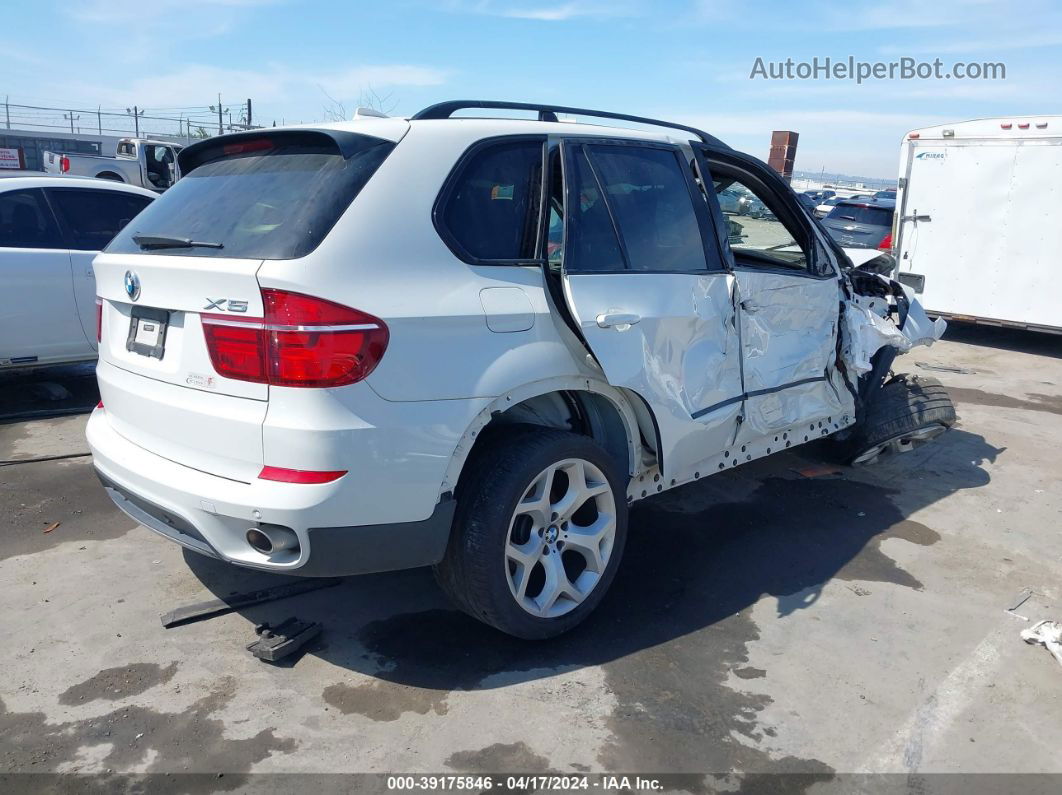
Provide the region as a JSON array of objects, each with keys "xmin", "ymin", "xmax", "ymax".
[
  {"xmin": 696, "ymin": 149, "xmax": 854, "ymax": 441},
  {"xmin": 555, "ymin": 137, "xmax": 744, "ymax": 477}
]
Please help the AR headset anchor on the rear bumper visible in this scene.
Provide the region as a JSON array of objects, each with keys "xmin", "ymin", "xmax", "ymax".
[{"xmin": 87, "ymin": 407, "xmax": 455, "ymax": 576}]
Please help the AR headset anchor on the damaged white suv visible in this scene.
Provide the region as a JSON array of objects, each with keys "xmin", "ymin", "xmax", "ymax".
[{"xmin": 87, "ymin": 101, "xmax": 954, "ymax": 639}]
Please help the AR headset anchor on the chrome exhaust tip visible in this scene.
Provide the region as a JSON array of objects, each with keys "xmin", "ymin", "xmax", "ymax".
[{"xmin": 246, "ymin": 525, "xmax": 299, "ymax": 555}]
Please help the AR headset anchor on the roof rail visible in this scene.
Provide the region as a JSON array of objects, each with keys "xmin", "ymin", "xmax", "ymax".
[{"xmin": 411, "ymin": 100, "xmax": 729, "ymax": 148}]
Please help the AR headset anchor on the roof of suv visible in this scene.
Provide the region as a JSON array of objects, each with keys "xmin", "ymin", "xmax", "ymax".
[
  {"xmin": 284, "ymin": 115, "xmax": 703, "ymax": 147},
  {"xmin": 213, "ymin": 101, "xmax": 726, "ymax": 149}
]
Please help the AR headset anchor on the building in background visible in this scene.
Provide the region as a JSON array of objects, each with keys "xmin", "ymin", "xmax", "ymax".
[{"xmin": 768, "ymin": 130, "xmax": 799, "ymax": 184}]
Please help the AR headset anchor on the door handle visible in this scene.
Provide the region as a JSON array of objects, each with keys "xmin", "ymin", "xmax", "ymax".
[
  {"xmin": 740, "ymin": 300, "xmax": 761, "ymax": 313},
  {"xmin": 595, "ymin": 312, "xmax": 641, "ymax": 328}
]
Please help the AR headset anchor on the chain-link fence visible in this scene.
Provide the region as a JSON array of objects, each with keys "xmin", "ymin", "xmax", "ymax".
[{"xmin": 1, "ymin": 100, "xmax": 256, "ymax": 141}]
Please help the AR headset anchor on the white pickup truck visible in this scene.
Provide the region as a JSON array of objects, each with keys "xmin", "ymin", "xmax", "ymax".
[{"xmin": 43, "ymin": 137, "xmax": 183, "ymax": 192}]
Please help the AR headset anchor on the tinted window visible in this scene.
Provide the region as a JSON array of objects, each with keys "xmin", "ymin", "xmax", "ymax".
[
  {"xmin": 0, "ymin": 189, "xmax": 62, "ymax": 249},
  {"xmin": 108, "ymin": 136, "xmax": 393, "ymax": 259},
  {"xmin": 565, "ymin": 148, "xmax": 625, "ymax": 272},
  {"xmin": 826, "ymin": 204, "xmax": 893, "ymax": 225},
  {"xmin": 583, "ymin": 145, "xmax": 707, "ymax": 272},
  {"xmin": 49, "ymin": 189, "xmax": 153, "ymax": 250},
  {"xmin": 440, "ymin": 139, "xmax": 543, "ymax": 262}
]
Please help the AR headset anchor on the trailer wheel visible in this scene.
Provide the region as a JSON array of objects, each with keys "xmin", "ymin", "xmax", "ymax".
[{"xmin": 846, "ymin": 374, "xmax": 956, "ymax": 465}]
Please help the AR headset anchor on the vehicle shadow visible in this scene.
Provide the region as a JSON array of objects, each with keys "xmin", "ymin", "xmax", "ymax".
[
  {"xmin": 941, "ymin": 322, "xmax": 1061, "ymax": 359},
  {"xmin": 182, "ymin": 426, "xmax": 1000, "ymax": 690}
]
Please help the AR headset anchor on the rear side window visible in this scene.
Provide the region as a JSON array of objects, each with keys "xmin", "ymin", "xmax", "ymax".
[
  {"xmin": 437, "ymin": 138, "xmax": 543, "ymax": 263},
  {"xmin": 565, "ymin": 148, "xmax": 625, "ymax": 272},
  {"xmin": 108, "ymin": 135, "xmax": 394, "ymax": 259},
  {"xmin": 826, "ymin": 204, "xmax": 893, "ymax": 225},
  {"xmin": 48, "ymin": 189, "xmax": 153, "ymax": 251},
  {"xmin": 0, "ymin": 189, "xmax": 62, "ymax": 249},
  {"xmin": 581, "ymin": 144, "xmax": 709, "ymax": 273}
]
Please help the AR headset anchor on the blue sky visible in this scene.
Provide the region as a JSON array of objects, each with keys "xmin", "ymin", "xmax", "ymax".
[{"xmin": 4, "ymin": 0, "xmax": 1061, "ymax": 177}]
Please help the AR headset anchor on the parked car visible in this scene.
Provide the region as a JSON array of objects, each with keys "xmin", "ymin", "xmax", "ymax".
[
  {"xmin": 717, "ymin": 188, "xmax": 743, "ymax": 214},
  {"xmin": 874, "ymin": 189, "xmax": 897, "ymax": 200},
  {"xmin": 803, "ymin": 189, "xmax": 835, "ymax": 202},
  {"xmin": 43, "ymin": 138, "xmax": 183, "ymax": 192},
  {"xmin": 86, "ymin": 101, "xmax": 952, "ymax": 639},
  {"xmin": 795, "ymin": 193, "xmax": 818, "ymax": 214},
  {"xmin": 820, "ymin": 198, "xmax": 896, "ymax": 249},
  {"xmin": 737, "ymin": 193, "xmax": 766, "ymax": 217},
  {"xmin": 0, "ymin": 176, "xmax": 155, "ymax": 369},
  {"xmin": 815, "ymin": 196, "xmax": 843, "ymax": 218}
]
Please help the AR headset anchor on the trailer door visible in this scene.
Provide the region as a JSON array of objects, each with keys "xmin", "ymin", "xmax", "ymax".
[{"xmin": 898, "ymin": 138, "xmax": 1061, "ymax": 330}]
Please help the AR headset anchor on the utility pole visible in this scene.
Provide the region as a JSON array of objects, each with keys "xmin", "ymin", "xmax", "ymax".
[
  {"xmin": 4, "ymin": 96, "xmax": 9, "ymax": 130},
  {"xmin": 217, "ymin": 93, "xmax": 223, "ymax": 135},
  {"xmin": 97, "ymin": 105, "xmax": 102, "ymax": 135},
  {"xmin": 126, "ymin": 106, "xmax": 142, "ymax": 137},
  {"xmin": 246, "ymin": 98, "xmax": 252, "ymax": 127},
  {"xmin": 64, "ymin": 111, "xmax": 80, "ymax": 133}
]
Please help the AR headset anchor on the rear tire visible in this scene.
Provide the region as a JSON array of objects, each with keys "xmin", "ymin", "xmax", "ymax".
[
  {"xmin": 846, "ymin": 374, "xmax": 956, "ymax": 465},
  {"xmin": 434, "ymin": 425, "xmax": 628, "ymax": 640}
]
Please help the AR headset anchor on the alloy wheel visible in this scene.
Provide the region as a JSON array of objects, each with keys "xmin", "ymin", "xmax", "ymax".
[{"xmin": 503, "ymin": 458, "xmax": 617, "ymax": 618}]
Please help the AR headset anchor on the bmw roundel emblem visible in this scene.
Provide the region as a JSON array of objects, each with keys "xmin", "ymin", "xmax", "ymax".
[{"xmin": 124, "ymin": 271, "xmax": 141, "ymax": 302}]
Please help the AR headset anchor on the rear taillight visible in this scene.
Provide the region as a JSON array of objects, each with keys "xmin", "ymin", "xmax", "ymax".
[
  {"xmin": 201, "ymin": 289, "xmax": 388, "ymax": 388},
  {"xmin": 877, "ymin": 232, "xmax": 893, "ymax": 251},
  {"xmin": 95, "ymin": 297, "xmax": 103, "ymax": 342},
  {"xmin": 60, "ymin": 155, "xmax": 70, "ymax": 173}
]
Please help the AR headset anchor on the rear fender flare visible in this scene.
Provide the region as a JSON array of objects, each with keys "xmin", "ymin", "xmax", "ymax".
[{"xmin": 439, "ymin": 376, "xmax": 644, "ymax": 496}]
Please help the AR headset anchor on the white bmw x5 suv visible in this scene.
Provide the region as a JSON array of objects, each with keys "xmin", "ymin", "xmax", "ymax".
[{"xmin": 87, "ymin": 100, "xmax": 954, "ymax": 639}]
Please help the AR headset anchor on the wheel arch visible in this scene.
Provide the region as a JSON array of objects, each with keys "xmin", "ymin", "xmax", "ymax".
[
  {"xmin": 440, "ymin": 377, "xmax": 653, "ymax": 497},
  {"xmin": 95, "ymin": 171, "xmax": 125, "ymax": 182}
]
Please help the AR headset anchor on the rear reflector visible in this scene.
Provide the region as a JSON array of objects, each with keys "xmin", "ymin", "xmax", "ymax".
[
  {"xmin": 96, "ymin": 400, "xmax": 104, "ymax": 409},
  {"xmin": 95, "ymin": 297, "xmax": 103, "ymax": 343},
  {"xmin": 877, "ymin": 232, "xmax": 893, "ymax": 251},
  {"xmin": 258, "ymin": 466, "xmax": 347, "ymax": 484},
  {"xmin": 202, "ymin": 289, "xmax": 389, "ymax": 387}
]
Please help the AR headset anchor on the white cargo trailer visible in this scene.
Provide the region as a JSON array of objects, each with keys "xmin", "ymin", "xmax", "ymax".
[{"xmin": 894, "ymin": 116, "xmax": 1061, "ymax": 334}]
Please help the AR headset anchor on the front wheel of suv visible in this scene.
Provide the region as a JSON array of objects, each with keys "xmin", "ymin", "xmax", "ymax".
[
  {"xmin": 434, "ymin": 426, "xmax": 628, "ymax": 640},
  {"xmin": 845, "ymin": 374, "xmax": 956, "ymax": 465}
]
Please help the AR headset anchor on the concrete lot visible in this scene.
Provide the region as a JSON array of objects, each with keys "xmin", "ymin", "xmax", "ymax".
[{"xmin": 1, "ymin": 326, "xmax": 1060, "ymax": 790}]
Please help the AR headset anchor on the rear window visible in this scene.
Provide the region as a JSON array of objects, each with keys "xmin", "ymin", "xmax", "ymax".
[
  {"xmin": 826, "ymin": 204, "xmax": 893, "ymax": 225},
  {"xmin": 107, "ymin": 135, "xmax": 393, "ymax": 259}
]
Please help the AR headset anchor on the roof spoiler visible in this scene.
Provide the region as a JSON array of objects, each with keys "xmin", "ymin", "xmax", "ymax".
[
  {"xmin": 177, "ymin": 128, "xmax": 390, "ymax": 174},
  {"xmin": 412, "ymin": 100, "xmax": 730, "ymax": 149}
]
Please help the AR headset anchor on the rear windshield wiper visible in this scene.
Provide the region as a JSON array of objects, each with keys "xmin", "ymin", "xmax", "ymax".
[{"xmin": 133, "ymin": 234, "xmax": 224, "ymax": 250}]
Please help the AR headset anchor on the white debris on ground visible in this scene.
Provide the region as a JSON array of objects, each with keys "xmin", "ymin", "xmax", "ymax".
[{"xmin": 1020, "ymin": 620, "xmax": 1062, "ymax": 668}]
